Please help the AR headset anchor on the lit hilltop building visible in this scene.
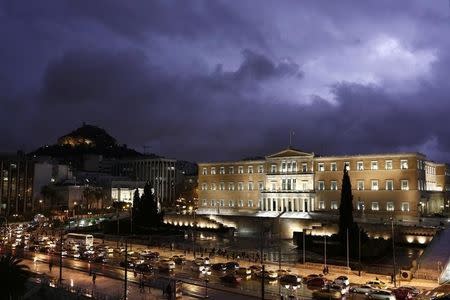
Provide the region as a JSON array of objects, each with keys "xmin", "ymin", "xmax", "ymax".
[{"xmin": 197, "ymin": 147, "xmax": 449, "ymax": 218}]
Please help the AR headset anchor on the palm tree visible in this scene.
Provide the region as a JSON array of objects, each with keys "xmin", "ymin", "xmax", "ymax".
[{"xmin": 0, "ymin": 254, "xmax": 31, "ymax": 299}]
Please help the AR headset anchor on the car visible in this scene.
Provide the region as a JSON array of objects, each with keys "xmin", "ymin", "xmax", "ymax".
[
  {"xmin": 191, "ymin": 263, "xmax": 208, "ymax": 273},
  {"xmin": 135, "ymin": 263, "xmax": 153, "ymax": 274},
  {"xmin": 194, "ymin": 257, "xmax": 210, "ymax": 266},
  {"xmin": 91, "ymin": 256, "xmax": 107, "ymax": 263},
  {"xmin": 119, "ymin": 260, "xmax": 135, "ymax": 268},
  {"xmin": 236, "ymin": 267, "xmax": 252, "ymax": 276},
  {"xmin": 171, "ymin": 255, "xmax": 186, "ymax": 265},
  {"xmin": 277, "ymin": 269, "xmax": 291, "ymax": 277},
  {"xmin": 249, "ymin": 265, "xmax": 262, "ymax": 273},
  {"xmin": 350, "ymin": 285, "xmax": 374, "ymax": 295},
  {"xmin": 307, "ymin": 277, "xmax": 327, "ymax": 288},
  {"xmin": 279, "ymin": 274, "xmax": 302, "ymax": 285},
  {"xmin": 329, "ymin": 283, "xmax": 349, "ymax": 295},
  {"xmin": 159, "ymin": 259, "xmax": 176, "ymax": 271},
  {"xmin": 211, "ymin": 263, "xmax": 227, "ymax": 272},
  {"xmin": 398, "ymin": 286, "xmax": 420, "ymax": 297},
  {"xmin": 304, "ymin": 274, "xmax": 321, "ymax": 283},
  {"xmin": 220, "ymin": 274, "xmax": 242, "ymax": 284},
  {"xmin": 368, "ymin": 289, "xmax": 396, "ymax": 300},
  {"xmin": 225, "ymin": 261, "xmax": 239, "ymax": 270},
  {"xmin": 393, "ymin": 288, "xmax": 413, "ymax": 300},
  {"xmin": 256, "ymin": 270, "xmax": 278, "ymax": 280},
  {"xmin": 312, "ymin": 287, "xmax": 342, "ymax": 299},
  {"xmin": 366, "ymin": 280, "xmax": 387, "ymax": 289},
  {"xmin": 334, "ymin": 276, "xmax": 350, "ymax": 286}
]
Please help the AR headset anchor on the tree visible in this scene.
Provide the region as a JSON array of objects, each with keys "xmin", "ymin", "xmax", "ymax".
[
  {"xmin": 0, "ymin": 254, "xmax": 31, "ymax": 299},
  {"xmin": 135, "ymin": 182, "xmax": 162, "ymax": 228},
  {"xmin": 338, "ymin": 166, "xmax": 358, "ymax": 242},
  {"xmin": 83, "ymin": 186, "xmax": 106, "ymax": 210}
]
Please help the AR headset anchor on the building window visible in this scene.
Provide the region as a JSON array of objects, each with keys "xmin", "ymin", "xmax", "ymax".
[
  {"xmin": 220, "ymin": 200, "xmax": 225, "ymax": 207},
  {"xmin": 219, "ymin": 167, "xmax": 225, "ymax": 174},
  {"xmin": 357, "ymin": 161, "xmax": 364, "ymax": 171},
  {"xmin": 258, "ymin": 165, "xmax": 264, "ymax": 173},
  {"xmin": 271, "ymin": 182, "xmax": 276, "ymax": 191},
  {"xmin": 400, "ymin": 159, "xmax": 408, "ymax": 170},
  {"xmin": 385, "ymin": 160, "xmax": 393, "ymax": 170},
  {"xmin": 258, "ymin": 182, "xmax": 264, "ymax": 191},
  {"xmin": 331, "ymin": 201, "xmax": 338, "ymax": 210},
  {"xmin": 228, "ymin": 183, "xmax": 235, "ymax": 191},
  {"xmin": 238, "ymin": 200, "xmax": 244, "ymax": 207},
  {"xmin": 344, "ymin": 162, "xmax": 350, "ymax": 171},
  {"xmin": 202, "ymin": 168, "xmax": 207, "ymax": 175},
  {"xmin": 386, "ymin": 180, "xmax": 394, "ymax": 191},
  {"xmin": 248, "ymin": 200, "xmax": 254, "ymax": 208},
  {"xmin": 229, "ymin": 166, "xmax": 234, "ymax": 174},
  {"xmin": 371, "ymin": 202, "xmax": 379, "ymax": 211},
  {"xmin": 238, "ymin": 182, "xmax": 244, "ymax": 191},
  {"xmin": 292, "ymin": 161, "xmax": 297, "ymax": 172},
  {"xmin": 202, "ymin": 199, "xmax": 208, "ymax": 206},
  {"xmin": 318, "ymin": 201, "xmax": 325, "ymax": 209},
  {"xmin": 210, "ymin": 199, "xmax": 215, "ymax": 207},
  {"xmin": 238, "ymin": 166, "xmax": 244, "ymax": 174},
  {"xmin": 211, "ymin": 183, "xmax": 216, "ymax": 190},
  {"xmin": 248, "ymin": 182, "xmax": 253, "ymax": 191},
  {"xmin": 201, "ymin": 183, "xmax": 208, "ymax": 190},
  {"xmin": 401, "ymin": 202, "xmax": 410, "ymax": 212},
  {"xmin": 318, "ymin": 181, "xmax": 325, "ymax": 191},
  {"xmin": 302, "ymin": 163, "xmax": 308, "ymax": 172},
  {"xmin": 271, "ymin": 164, "xmax": 277, "ymax": 173},
  {"xmin": 211, "ymin": 167, "xmax": 216, "ymax": 175},
  {"xmin": 371, "ymin": 180, "xmax": 379, "ymax": 191},
  {"xmin": 330, "ymin": 181, "xmax": 338, "ymax": 191},
  {"xmin": 330, "ymin": 162, "xmax": 337, "ymax": 171},
  {"xmin": 371, "ymin": 161, "xmax": 378, "ymax": 170},
  {"xmin": 248, "ymin": 166, "xmax": 253, "ymax": 174},
  {"xmin": 357, "ymin": 201, "xmax": 365, "ymax": 210},
  {"xmin": 229, "ymin": 200, "xmax": 235, "ymax": 207},
  {"xmin": 386, "ymin": 202, "xmax": 394, "ymax": 211},
  {"xmin": 357, "ymin": 180, "xmax": 365, "ymax": 190},
  {"xmin": 401, "ymin": 180, "xmax": 409, "ymax": 190},
  {"xmin": 318, "ymin": 163, "xmax": 325, "ymax": 172}
]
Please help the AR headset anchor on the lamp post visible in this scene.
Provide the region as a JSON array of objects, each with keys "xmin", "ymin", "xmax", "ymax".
[
  {"xmin": 324, "ymin": 235, "xmax": 327, "ymax": 269},
  {"xmin": 39, "ymin": 199, "xmax": 43, "ymax": 212},
  {"xmin": 204, "ymin": 269, "xmax": 211, "ymax": 298},
  {"xmin": 390, "ymin": 217, "xmax": 397, "ymax": 287}
]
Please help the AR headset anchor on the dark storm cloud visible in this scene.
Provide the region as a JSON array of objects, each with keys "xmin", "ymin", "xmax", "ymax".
[{"xmin": 2, "ymin": 0, "xmax": 450, "ymax": 162}]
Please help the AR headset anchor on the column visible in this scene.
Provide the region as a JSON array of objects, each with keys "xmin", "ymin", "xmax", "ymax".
[{"xmin": 275, "ymin": 198, "xmax": 279, "ymax": 211}]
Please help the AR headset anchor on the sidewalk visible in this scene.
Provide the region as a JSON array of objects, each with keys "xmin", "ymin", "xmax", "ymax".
[
  {"xmin": 24, "ymin": 258, "xmax": 168, "ymax": 300},
  {"xmin": 104, "ymin": 239, "xmax": 439, "ymax": 291}
]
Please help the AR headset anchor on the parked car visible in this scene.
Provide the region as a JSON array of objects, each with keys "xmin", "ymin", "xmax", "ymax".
[
  {"xmin": 171, "ymin": 255, "xmax": 185, "ymax": 265},
  {"xmin": 393, "ymin": 288, "xmax": 413, "ymax": 300},
  {"xmin": 249, "ymin": 265, "xmax": 262, "ymax": 274},
  {"xmin": 135, "ymin": 263, "xmax": 153, "ymax": 274},
  {"xmin": 236, "ymin": 267, "xmax": 252, "ymax": 276},
  {"xmin": 329, "ymin": 283, "xmax": 349, "ymax": 295},
  {"xmin": 256, "ymin": 270, "xmax": 278, "ymax": 280},
  {"xmin": 225, "ymin": 261, "xmax": 239, "ymax": 270},
  {"xmin": 279, "ymin": 274, "xmax": 302, "ymax": 285},
  {"xmin": 304, "ymin": 274, "xmax": 321, "ymax": 283},
  {"xmin": 307, "ymin": 277, "xmax": 327, "ymax": 288},
  {"xmin": 368, "ymin": 290, "xmax": 396, "ymax": 300},
  {"xmin": 350, "ymin": 285, "xmax": 374, "ymax": 295},
  {"xmin": 366, "ymin": 280, "xmax": 387, "ymax": 289},
  {"xmin": 191, "ymin": 263, "xmax": 209, "ymax": 273},
  {"xmin": 312, "ymin": 287, "xmax": 342, "ymax": 299},
  {"xmin": 159, "ymin": 259, "xmax": 176, "ymax": 271},
  {"xmin": 220, "ymin": 274, "xmax": 242, "ymax": 284},
  {"xmin": 398, "ymin": 286, "xmax": 420, "ymax": 297},
  {"xmin": 211, "ymin": 263, "xmax": 227, "ymax": 272},
  {"xmin": 277, "ymin": 269, "xmax": 291, "ymax": 277},
  {"xmin": 119, "ymin": 260, "xmax": 135, "ymax": 268},
  {"xmin": 333, "ymin": 276, "xmax": 350, "ymax": 286}
]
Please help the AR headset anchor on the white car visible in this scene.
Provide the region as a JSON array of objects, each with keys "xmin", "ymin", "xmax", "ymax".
[
  {"xmin": 350, "ymin": 285, "xmax": 374, "ymax": 295},
  {"xmin": 159, "ymin": 259, "xmax": 176, "ymax": 271},
  {"xmin": 334, "ymin": 276, "xmax": 350, "ymax": 286},
  {"xmin": 330, "ymin": 283, "xmax": 349, "ymax": 295},
  {"xmin": 368, "ymin": 289, "xmax": 396, "ymax": 300}
]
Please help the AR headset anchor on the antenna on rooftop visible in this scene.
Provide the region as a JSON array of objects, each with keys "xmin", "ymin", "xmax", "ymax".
[{"xmin": 289, "ymin": 130, "xmax": 295, "ymax": 148}]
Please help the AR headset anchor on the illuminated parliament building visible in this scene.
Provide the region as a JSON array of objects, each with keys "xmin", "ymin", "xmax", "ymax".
[{"xmin": 197, "ymin": 147, "xmax": 450, "ymax": 219}]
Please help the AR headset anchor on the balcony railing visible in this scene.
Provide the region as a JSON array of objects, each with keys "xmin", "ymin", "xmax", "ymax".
[
  {"xmin": 266, "ymin": 171, "xmax": 313, "ymax": 175},
  {"xmin": 261, "ymin": 189, "xmax": 314, "ymax": 193}
]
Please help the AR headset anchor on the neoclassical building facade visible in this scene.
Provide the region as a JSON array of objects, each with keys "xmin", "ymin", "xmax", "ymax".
[{"xmin": 197, "ymin": 148, "xmax": 450, "ymax": 218}]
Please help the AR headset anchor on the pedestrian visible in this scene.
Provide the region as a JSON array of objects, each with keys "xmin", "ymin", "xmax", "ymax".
[
  {"xmin": 323, "ymin": 266, "xmax": 327, "ymax": 275},
  {"xmin": 92, "ymin": 273, "xmax": 96, "ymax": 285},
  {"xmin": 49, "ymin": 260, "xmax": 53, "ymax": 272}
]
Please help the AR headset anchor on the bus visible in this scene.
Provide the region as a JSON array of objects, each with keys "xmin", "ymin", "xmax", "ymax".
[{"xmin": 65, "ymin": 233, "xmax": 94, "ymax": 247}]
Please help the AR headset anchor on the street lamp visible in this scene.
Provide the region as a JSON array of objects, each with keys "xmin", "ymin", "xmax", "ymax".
[
  {"xmin": 39, "ymin": 199, "xmax": 43, "ymax": 212},
  {"xmin": 390, "ymin": 217, "xmax": 397, "ymax": 287},
  {"xmin": 204, "ymin": 269, "xmax": 211, "ymax": 298}
]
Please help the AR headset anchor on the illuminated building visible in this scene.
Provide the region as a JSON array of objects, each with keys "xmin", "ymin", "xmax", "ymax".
[{"xmin": 197, "ymin": 147, "xmax": 450, "ymax": 218}]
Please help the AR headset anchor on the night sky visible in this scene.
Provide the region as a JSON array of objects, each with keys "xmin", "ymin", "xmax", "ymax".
[{"xmin": 2, "ymin": 1, "xmax": 450, "ymax": 162}]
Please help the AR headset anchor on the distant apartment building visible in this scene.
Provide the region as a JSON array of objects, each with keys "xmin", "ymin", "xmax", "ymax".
[
  {"xmin": 112, "ymin": 158, "xmax": 177, "ymax": 207},
  {"xmin": 197, "ymin": 147, "xmax": 450, "ymax": 218},
  {"xmin": 0, "ymin": 154, "xmax": 34, "ymax": 216}
]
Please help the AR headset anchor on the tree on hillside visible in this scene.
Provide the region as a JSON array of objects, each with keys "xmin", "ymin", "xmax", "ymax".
[
  {"xmin": 0, "ymin": 254, "xmax": 31, "ymax": 299},
  {"xmin": 83, "ymin": 186, "xmax": 106, "ymax": 210},
  {"xmin": 338, "ymin": 166, "xmax": 359, "ymax": 243}
]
